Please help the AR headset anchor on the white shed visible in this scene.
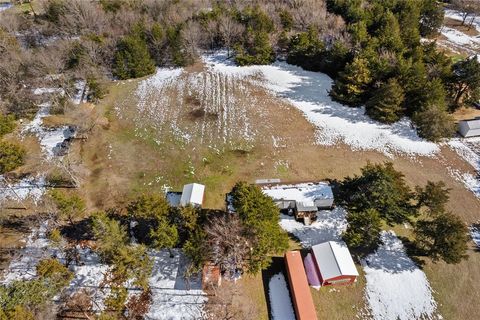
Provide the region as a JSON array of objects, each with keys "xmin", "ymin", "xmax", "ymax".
[
  {"xmin": 458, "ymin": 118, "xmax": 480, "ymax": 137},
  {"xmin": 311, "ymin": 241, "xmax": 358, "ymax": 286},
  {"xmin": 180, "ymin": 183, "xmax": 205, "ymax": 207}
]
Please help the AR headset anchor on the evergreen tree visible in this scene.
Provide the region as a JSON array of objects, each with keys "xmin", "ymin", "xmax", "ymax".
[
  {"xmin": 91, "ymin": 211, "xmax": 129, "ymax": 261},
  {"xmin": 343, "ymin": 208, "xmax": 382, "ymax": 254},
  {"xmin": 330, "ymin": 57, "xmax": 372, "ymax": 107},
  {"xmin": 420, "ymin": 0, "xmax": 444, "ymax": 37},
  {"xmin": 287, "ymin": 28, "xmax": 325, "ymax": 71},
  {"xmin": 149, "ymin": 219, "xmax": 179, "ymax": 258},
  {"xmin": 339, "ymin": 162, "xmax": 417, "ymax": 225},
  {"xmin": 0, "ymin": 141, "xmax": 25, "ymax": 174},
  {"xmin": 415, "ymin": 212, "xmax": 469, "ymax": 264},
  {"xmin": 113, "ymin": 35, "xmax": 155, "ymax": 80},
  {"xmin": 231, "ymin": 182, "xmax": 289, "ymax": 273},
  {"xmin": 412, "ymin": 105, "xmax": 455, "ymax": 141},
  {"xmin": 235, "ymin": 30, "xmax": 275, "ymax": 66},
  {"xmin": 451, "ymin": 56, "xmax": 480, "ymax": 108},
  {"xmin": 376, "ymin": 11, "xmax": 404, "ymax": 53},
  {"xmin": 49, "ymin": 190, "xmax": 86, "ymax": 226},
  {"xmin": 365, "ymin": 78, "xmax": 405, "ymax": 124}
]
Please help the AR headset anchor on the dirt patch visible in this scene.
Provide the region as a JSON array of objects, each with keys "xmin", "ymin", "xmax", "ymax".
[{"xmin": 444, "ymin": 17, "xmax": 480, "ymax": 37}]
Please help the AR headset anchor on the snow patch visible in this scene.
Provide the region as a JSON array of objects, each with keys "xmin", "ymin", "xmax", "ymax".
[
  {"xmin": 268, "ymin": 273, "xmax": 295, "ymax": 320},
  {"xmin": 362, "ymin": 231, "xmax": 439, "ymax": 320},
  {"xmin": 447, "ymin": 138, "xmax": 480, "ymax": 198},
  {"xmin": 0, "ymin": 175, "xmax": 47, "ymax": 205},
  {"xmin": 203, "ymin": 52, "xmax": 439, "ymax": 157},
  {"xmin": 279, "ymin": 207, "xmax": 347, "ymax": 248}
]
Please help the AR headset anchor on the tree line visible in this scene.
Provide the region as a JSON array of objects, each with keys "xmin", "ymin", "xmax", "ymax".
[{"xmin": 338, "ymin": 162, "xmax": 469, "ymax": 265}]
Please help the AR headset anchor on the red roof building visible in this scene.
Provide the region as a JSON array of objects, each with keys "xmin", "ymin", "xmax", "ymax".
[{"xmin": 284, "ymin": 251, "xmax": 317, "ymax": 320}]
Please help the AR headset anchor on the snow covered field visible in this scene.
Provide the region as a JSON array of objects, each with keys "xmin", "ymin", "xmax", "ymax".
[
  {"xmin": 439, "ymin": 9, "xmax": 480, "ymax": 56},
  {"xmin": 362, "ymin": 231, "xmax": 439, "ymax": 320},
  {"xmin": 0, "ymin": 175, "xmax": 47, "ymax": 205},
  {"xmin": 204, "ymin": 52, "xmax": 439, "ymax": 158},
  {"xmin": 268, "ymin": 273, "xmax": 295, "ymax": 320}
]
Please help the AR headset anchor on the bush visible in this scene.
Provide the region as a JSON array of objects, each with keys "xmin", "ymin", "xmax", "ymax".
[
  {"xmin": 86, "ymin": 76, "xmax": 108, "ymax": 103},
  {"xmin": 412, "ymin": 106, "xmax": 455, "ymax": 141},
  {"xmin": 0, "ymin": 114, "xmax": 16, "ymax": 137},
  {"xmin": 235, "ymin": 30, "xmax": 275, "ymax": 66},
  {"xmin": 365, "ymin": 78, "xmax": 405, "ymax": 124},
  {"xmin": 0, "ymin": 141, "xmax": 25, "ymax": 174}
]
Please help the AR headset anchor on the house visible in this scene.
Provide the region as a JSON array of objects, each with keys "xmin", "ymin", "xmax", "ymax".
[
  {"xmin": 458, "ymin": 118, "xmax": 480, "ymax": 137},
  {"xmin": 262, "ymin": 182, "xmax": 334, "ymax": 224},
  {"xmin": 284, "ymin": 251, "xmax": 317, "ymax": 320},
  {"xmin": 166, "ymin": 183, "xmax": 205, "ymax": 207},
  {"xmin": 310, "ymin": 241, "xmax": 359, "ymax": 286}
]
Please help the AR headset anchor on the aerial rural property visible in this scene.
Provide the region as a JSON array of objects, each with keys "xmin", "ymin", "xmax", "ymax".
[{"xmin": 1, "ymin": 0, "xmax": 480, "ymax": 319}]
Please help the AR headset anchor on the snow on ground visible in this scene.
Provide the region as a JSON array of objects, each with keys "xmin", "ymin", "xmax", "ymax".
[
  {"xmin": 22, "ymin": 102, "xmax": 75, "ymax": 158},
  {"xmin": 0, "ymin": 3, "xmax": 12, "ymax": 12},
  {"xmin": 446, "ymin": 138, "xmax": 480, "ymax": 198},
  {"xmin": 279, "ymin": 207, "xmax": 347, "ymax": 248},
  {"xmin": 132, "ymin": 65, "xmax": 264, "ymax": 148},
  {"xmin": 0, "ymin": 175, "xmax": 47, "ymax": 205},
  {"xmin": 0, "ymin": 222, "xmax": 56, "ymax": 285},
  {"xmin": 469, "ymin": 224, "xmax": 480, "ymax": 248},
  {"xmin": 268, "ymin": 273, "xmax": 295, "ymax": 320},
  {"xmin": 144, "ymin": 249, "xmax": 207, "ymax": 320},
  {"xmin": 445, "ymin": 9, "xmax": 480, "ymax": 33},
  {"xmin": 204, "ymin": 52, "xmax": 439, "ymax": 158},
  {"xmin": 362, "ymin": 231, "xmax": 439, "ymax": 320}
]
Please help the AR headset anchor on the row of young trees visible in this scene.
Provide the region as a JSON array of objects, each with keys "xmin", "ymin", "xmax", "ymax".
[{"xmin": 339, "ymin": 162, "xmax": 469, "ymax": 264}]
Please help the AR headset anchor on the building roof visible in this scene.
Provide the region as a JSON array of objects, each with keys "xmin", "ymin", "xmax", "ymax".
[
  {"xmin": 311, "ymin": 241, "xmax": 359, "ymax": 280},
  {"xmin": 262, "ymin": 182, "xmax": 333, "ymax": 207},
  {"xmin": 284, "ymin": 251, "xmax": 317, "ymax": 320},
  {"xmin": 461, "ymin": 119, "xmax": 480, "ymax": 131},
  {"xmin": 296, "ymin": 202, "xmax": 318, "ymax": 212},
  {"xmin": 180, "ymin": 183, "xmax": 205, "ymax": 206}
]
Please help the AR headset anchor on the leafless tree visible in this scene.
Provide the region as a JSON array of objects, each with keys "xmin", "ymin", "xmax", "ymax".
[
  {"xmin": 451, "ymin": 0, "xmax": 480, "ymax": 27},
  {"xmin": 181, "ymin": 20, "xmax": 204, "ymax": 58},
  {"xmin": 204, "ymin": 213, "xmax": 250, "ymax": 280},
  {"xmin": 219, "ymin": 15, "xmax": 244, "ymax": 57}
]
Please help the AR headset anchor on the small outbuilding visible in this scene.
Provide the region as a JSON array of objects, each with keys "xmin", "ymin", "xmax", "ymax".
[
  {"xmin": 284, "ymin": 251, "xmax": 317, "ymax": 320},
  {"xmin": 458, "ymin": 118, "xmax": 480, "ymax": 137},
  {"xmin": 180, "ymin": 183, "xmax": 205, "ymax": 207},
  {"xmin": 311, "ymin": 241, "xmax": 359, "ymax": 286}
]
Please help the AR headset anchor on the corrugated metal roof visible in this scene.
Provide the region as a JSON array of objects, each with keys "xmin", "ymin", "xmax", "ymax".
[
  {"xmin": 284, "ymin": 251, "xmax": 317, "ymax": 320},
  {"xmin": 180, "ymin": 183, "xmax": 205, "ymax": 206},
  {"xmin": 311, "ymin": 241, "xmax": 359, "ymax": 280}
]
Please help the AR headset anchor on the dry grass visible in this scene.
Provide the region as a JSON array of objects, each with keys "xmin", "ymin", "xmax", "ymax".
[
  {"xmin": 452, "ymin": 106, "xmax": 480, "ymax": 121},
  {"xmin": 444, "ymin": 17, "xmax": 480, "ymax": 37}
]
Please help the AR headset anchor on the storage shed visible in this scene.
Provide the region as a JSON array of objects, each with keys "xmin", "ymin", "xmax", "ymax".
[
  {"xmin": 458, "ymin": 118, "xmax": 480, "ymax": 137},
  {"xmin": 284, "ymin": 251, "xmax": 317, "ymax": 320},
  {"xmin": 311, "ymin": 241, "xmax": 359, "ymax": 286},
  {"xmin": 180, "ymin": 183, "xmax": 205, "ymax": 207}
]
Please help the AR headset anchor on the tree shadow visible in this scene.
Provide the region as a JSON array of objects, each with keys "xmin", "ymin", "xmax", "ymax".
[{"xmin": 60, "ymin": 217, "xmax": 94, "ymax": 241}]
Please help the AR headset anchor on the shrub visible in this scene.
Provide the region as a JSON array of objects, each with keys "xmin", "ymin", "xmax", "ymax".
[
  {"xmin": 113, "ymin": 36, "xmax": 156, "ymax": 80},
  {"xmin": 0, "ymin": 141, "xmax": 25, "ymax": 174},
  {"xmin": 0, "ymin": 114, "xmax": 15, "ymax": 137}
]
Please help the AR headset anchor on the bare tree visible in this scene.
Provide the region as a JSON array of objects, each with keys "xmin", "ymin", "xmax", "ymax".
[
  {"xmin": 181, "ymin": 20, "xmax": 203, "ymax": 59},
  {"xmin": 219, "ymin": 15, "xmax": 244, "ymax": 57},
  {"xmin": 204, "ymin": 213, "xmax": 250, "ymax": 280},
  {"xmin": 451, "ymin": 0, "xmax": 480, "ymax": 27}
]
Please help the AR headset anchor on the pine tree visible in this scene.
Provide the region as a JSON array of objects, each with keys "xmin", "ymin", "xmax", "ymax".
[
  {"xmin": 343, "ymin": 208, "xmax": 382, "ymax": 254},
  {"xmin": 339, "ymin": 162, "xmax": 417, "ymax": 225},
  {"xmin": 231, "ymin": 182, "xmax": 289, "ymax": 273},
  {"xmin": 330, "ymin": 57, "xmax": 372, "ymax": 107},
  {"xmin": 412, "ymin": 105, "xmax": 455, "ymax": 141},
  {"xmin": 415, "ymin": 211, "xmax": 469, "ymax": 264},
  {"xmin": 49, "ymin": 190, "xmax": 86, "ymax": 226},
  {"xmin": 149, "ymin": 219, "xmax": 179, "ymax": 258},
  {"xmin": 376, "ymin": 11, "xmax": 404, "ymax": 53},
  {"xmin": 420, "ymin": 0, "xmax": 444, "ymax": 37},
  {"xmin": 365, "ymin": 78, "xmax": 405, "ymax": 124},
  {"xmin": 113, "ymin": 35, "xmax": 155, "ymax": 80}
]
